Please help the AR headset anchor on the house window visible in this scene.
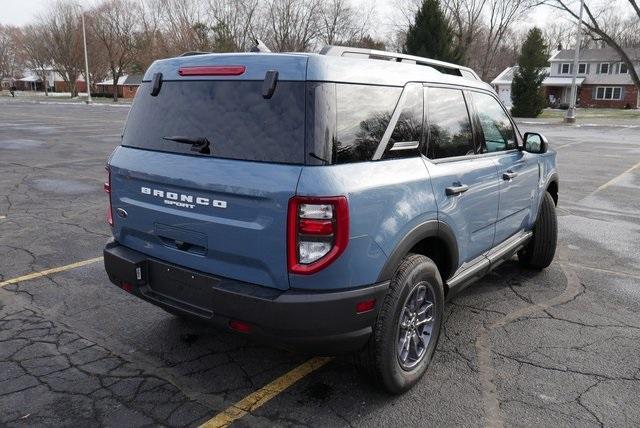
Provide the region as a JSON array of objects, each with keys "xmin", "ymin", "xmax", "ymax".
[
  {"xmin": 613, "ymin": 87, "xmax": 622, "ymax": 99},
  {"xmin": 578, "ymin": 63, "xmax": 587, "ymax": 74},
  {"xmin": 598, "ymin": 63, "xmax": 610, "ymax": 74},
  {"xmin": 560, "ymin": 63, "xmax": 571, "ymax": 74},
  {"xmin": 620, "ymin": 62, "xmax": 628, "ymax": 74},
  {"xmin": 595, "ymin": 86, "xmax": 623, "ymax": 100}
]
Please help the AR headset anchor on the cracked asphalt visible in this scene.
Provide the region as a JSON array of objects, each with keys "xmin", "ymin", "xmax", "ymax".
[{"xmin": 1, "ymin": 99, "xmax": 639, "ymax": 427}]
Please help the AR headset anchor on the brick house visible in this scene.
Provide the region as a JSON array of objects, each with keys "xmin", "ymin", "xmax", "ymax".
[
  {"xmin": 548, "ymin": 47, "xmax": 640, "ymax": 108},
  {"xmin": 492, "ymin": 47, "xmax": 640, "ymax": 109},
  {"xmin": 96, "ymin": 74, "xmax": 143, "ymax": 98},
  {"xmin": 53, "ymin": 78, "xmax": 87, "ymax": 94}
]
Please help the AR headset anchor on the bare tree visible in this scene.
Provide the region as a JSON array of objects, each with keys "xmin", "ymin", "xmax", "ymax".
[
  {"xmin": 135, "ymin": 0, "xmax": 169, "ymax": 71},
  {"xmin": 207, "ymin": 0, "xmax": 261, "ymax": 51},
  {"xmin": 443, "ymin": 0, "xmax": 487, "ymax": 65},
  {"xmin": 83, "ymin": 15, "xmax": 111, "ymax": 93},
  {"xmin": 265, "ymin": 0, "xmax": 321, "ymax": 52},
  {"xmin": 543, "ymin": 21, "xmax": 578, "ymax": 51},
  {"xmin": 19, "ymin": 24, "xmax": 53, "ymax": 95},
  {"xmin": 477, "ymin": 0, "xmax": 538, "ymax": 80},
  {"xmin": 90, "ymin": 0, "xmax": 140, "ymax": 101},
  {"xmin": 40, "ymin": 1, "xmax": 85, "ymax": 97},
  {"xmin": 158, "ymin": 0, "xmax": 209, "ymax": 54},
  {"xmin": 0, "ymin": 25, "xmax": 23, "ymax": 88},
  {"xmin": 547, "ymin": 0, "xmax": 640, "ymax": 92},
  {"xmin": 318, "ymin": 0, "xmax": 375, "ymax": 46}
]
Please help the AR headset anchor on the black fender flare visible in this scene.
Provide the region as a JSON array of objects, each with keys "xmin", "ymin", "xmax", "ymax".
[
  {"xmin": 377, "ymin": 220, "xmax": 459, "ymax": 282},
  {"xmin": 545, "ymin": 172, "xmax": 559, "ymax": 191},
  {"xmin": 542, "ymin": 171, "xmax": 559, "ymax": 205}
]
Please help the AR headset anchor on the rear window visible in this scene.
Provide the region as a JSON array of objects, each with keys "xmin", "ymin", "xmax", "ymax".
[{"xmin": 122, "ymin": 80, "xmax": 306, "ymax": 164}]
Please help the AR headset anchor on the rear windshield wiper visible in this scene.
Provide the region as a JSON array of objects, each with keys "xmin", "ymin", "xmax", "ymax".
[{"xmin": 162, "ymin": 136, "xmax": 210, "ymax": 154}]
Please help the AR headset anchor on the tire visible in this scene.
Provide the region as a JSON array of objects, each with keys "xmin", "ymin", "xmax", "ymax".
[
  {"xmin": 355, "ymin": 253, "xmax": 444, "ymax": 394},
  {"xmin": 518, "ymin": 191, "xmax": 557, "ymax": 269}
]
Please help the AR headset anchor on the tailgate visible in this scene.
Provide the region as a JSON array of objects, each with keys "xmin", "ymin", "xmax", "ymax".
[{"xmin": 109, "ymin": 147, "xmax": 301, "ymax": 290}]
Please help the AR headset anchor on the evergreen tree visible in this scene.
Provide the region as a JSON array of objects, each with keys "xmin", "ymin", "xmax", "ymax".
[
  {"xmin": 511, "ymin": 28, "xmax": 548, "ymax": 118},
  {"xmin": 404, "ymin": 0, "xmax": 460, "ymax": 63}
]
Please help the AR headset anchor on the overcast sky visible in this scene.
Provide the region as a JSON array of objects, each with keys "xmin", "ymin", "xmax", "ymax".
[{"xmin": 0, "ymin": 0, "xmax": 561, "ymax": 35}]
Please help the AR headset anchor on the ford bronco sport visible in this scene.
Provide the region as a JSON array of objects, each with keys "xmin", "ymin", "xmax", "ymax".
[{"xmin": 103, "ymin": 46, "xmax": 558, "ymax": 393}]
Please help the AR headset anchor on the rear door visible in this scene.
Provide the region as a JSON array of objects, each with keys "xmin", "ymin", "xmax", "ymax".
[
  {"xmin": 469, "ymin": 91, "xmax": 539, "ymax": 245},
  {"xmin": 109, "ymin": 57, "xmax": 308, "ymax": 290},
  {"xmin": 423, "ymin": 86, "xmax": 501, "ymax": 269}
]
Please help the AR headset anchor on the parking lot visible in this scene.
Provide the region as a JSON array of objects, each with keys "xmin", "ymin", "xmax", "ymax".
[{"xmin": 1, "ymin": 98, "xmax": 639, "ymax": 427}]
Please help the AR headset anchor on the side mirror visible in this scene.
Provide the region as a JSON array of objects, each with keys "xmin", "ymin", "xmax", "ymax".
[{"xmin": 523, "ymin": 132, "xmax": 548, "ymax": 154}]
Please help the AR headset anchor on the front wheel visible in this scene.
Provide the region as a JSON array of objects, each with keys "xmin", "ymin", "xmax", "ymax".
[
  {"xmin": 356, "ymin": 254, "xmax": 444, "ymax": 394},
  {"xmin": 518, "ymin": 191, "xmax": 557, "ymax": 269}
]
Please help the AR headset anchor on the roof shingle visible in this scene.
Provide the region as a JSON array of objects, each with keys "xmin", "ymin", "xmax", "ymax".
[{"xmin": 551, "ymin": 47, "xmax": 640, "ymax": 62}]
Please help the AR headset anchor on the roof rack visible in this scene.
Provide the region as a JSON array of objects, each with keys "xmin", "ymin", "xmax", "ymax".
[
  {"xmin": 180, "ymin": 51, "xmax": 212, "ymax": 57},
  {"xmin": 319, "ymin": 46, "xmax": 481, "ymax": 81}
]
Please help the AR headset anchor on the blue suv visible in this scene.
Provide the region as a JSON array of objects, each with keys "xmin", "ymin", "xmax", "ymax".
[{"xmin": 103, "ymin": 46, "xmax": 558, "ymax": 393}]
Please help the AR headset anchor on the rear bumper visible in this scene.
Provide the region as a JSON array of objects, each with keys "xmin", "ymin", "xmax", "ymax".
[{"xmin": 103, "ymin": 240, "xmax": 388, "ymax": 354}]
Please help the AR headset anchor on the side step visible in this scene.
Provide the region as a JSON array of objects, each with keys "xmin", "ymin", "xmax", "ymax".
[{"xmin": 446, "ymin": 231, "xmax": 533, "ymax": 299}]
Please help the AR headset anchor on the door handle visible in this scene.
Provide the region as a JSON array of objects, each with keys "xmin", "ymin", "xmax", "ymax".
[
  {"xmin": 502, "ymin": 170, "xmax": 518, "ymax": 180},
  {"xmin": 445, "ymin": 184, "xmax": 469, "ymax": 196}
]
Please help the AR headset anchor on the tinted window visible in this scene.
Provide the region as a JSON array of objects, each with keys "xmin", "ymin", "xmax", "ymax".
[
  {"xmin": 389, "ymin": 84, "xmax": 423, "ymax": 145},
  {"xmin": 334, "ymin": 84, "xmax": 402, "ymax": 164},
  {"xmin": 473, "ymin": 92, "xmax": 516, "ymax": 152},
  {"xmin": 426, "ymin": 88, "xmax": 474, "ymax": 159},
  {"xmin": 122, "ymin": 81, "xmax": 305, "ymax": 164}
]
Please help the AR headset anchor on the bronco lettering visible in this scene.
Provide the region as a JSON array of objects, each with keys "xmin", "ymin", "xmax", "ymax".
[{"xmin": 140, "ymin": 187, "xmax": 227, "ymax": 209}]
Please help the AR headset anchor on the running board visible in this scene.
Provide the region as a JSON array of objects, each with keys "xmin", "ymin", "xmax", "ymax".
[{"xmin": 446, "ymin": 231, "xmax": 533, "ymax": 299}]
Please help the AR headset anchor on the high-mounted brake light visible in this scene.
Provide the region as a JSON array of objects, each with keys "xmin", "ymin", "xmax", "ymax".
[
  {"xmin": 287, "ymin": 196, "xmax": 349, "ymax": 275},
  {"xmin": 104, "ymin": 166, "xmax": 113, "ymax": 226},
  {"xmin": 178, "ymin": 65, "xmax": 246, "ymax": 76}
]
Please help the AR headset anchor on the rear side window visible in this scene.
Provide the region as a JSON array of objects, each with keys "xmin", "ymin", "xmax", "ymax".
[
  {"xmin": 122, "ymin": 81, "xmax": 306, "ymax": 164},
  {"xmin": 426, "ymin": 87, "xmax": 475, "ymax": 159},
  {"xmin": 383, "ymin": 83, "xmax": 423, "ymax": 159},
  {"xmin": 473, "ymin": 92, "xmax": 516, "ymax": 152},
  {"xmin": 333, "ymin": 84, "xmax": 402, "ymax": 164}
]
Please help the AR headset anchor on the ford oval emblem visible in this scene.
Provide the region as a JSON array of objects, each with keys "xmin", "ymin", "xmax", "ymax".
[{"xmin": 116, "ymin": 208, "xmax": 128, "ymax": 219}]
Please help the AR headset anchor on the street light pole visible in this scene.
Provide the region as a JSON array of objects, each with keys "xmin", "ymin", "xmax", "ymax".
[
  {"xmin": 80, "ymin": 11, "xmax": 92, "ymax": 104},
  {"xmin": 564, "ymin": 0, "xmax": 585, "ymax": 123}
]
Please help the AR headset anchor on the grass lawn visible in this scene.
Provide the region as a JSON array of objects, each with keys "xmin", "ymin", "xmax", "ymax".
[{"xmin": 540, "ymin": 108, "xmax": 640, "ymax": 119}]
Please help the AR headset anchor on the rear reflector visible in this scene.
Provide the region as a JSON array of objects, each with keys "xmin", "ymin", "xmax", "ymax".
[
  {"xmin": 229, "ymin": 320, "xmax": 252, "ymax": 333},
  {"xmin": 356, "ymin": 299, "xmax": 376, "ymax": 314},
  {"xmin": 178, "ymin": 65, "xmax": 246, "ymax": 76},
  {"xmin": 121, "ymin": 281, "xmax": 133, "ymax": 293}
]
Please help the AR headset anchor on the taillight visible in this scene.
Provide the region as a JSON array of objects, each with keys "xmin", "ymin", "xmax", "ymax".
[
  {"xmin": 287, "ymin": 196, "xmax": 348, "ymax": 275},
  {"xmin": 178, "ymin": 65, "xmax": 246, "ymax": 76},
  {"xmin": 104, "ymin": 166, "xmax": 113, "ymax": 226}
]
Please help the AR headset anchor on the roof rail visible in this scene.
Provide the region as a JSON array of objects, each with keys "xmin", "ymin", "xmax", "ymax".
[
  {"xmin": 180, "ymin": 51, "xmax": 212, "ymax": 57},
  {"xmin": 319, "ymin": 46, "xmax": 481, "ymax": 81}
]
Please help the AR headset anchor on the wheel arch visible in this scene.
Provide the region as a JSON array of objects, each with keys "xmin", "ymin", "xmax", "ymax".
[
  {"xmin": 546, "ymin": 175, "xmax": 559, "ymax": 206},
  {"xmin": 377, "ymin": 220, "xmax": 459, "ymax": 290}
]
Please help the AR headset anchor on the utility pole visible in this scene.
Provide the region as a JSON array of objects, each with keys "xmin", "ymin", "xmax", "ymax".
[
  {"xmin": 564, "ymin": 0, "xmax": 585, "ymax": 123},
  {"xmin": 80, "ymin": 10, "xmax": 92, "ymax": 104}
]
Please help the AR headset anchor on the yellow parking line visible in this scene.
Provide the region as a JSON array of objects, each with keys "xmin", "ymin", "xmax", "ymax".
[
  {"xmin": 0, "ymin": 257, "xmax": 103, "ymax": 288},
  {"xmin": 200, "ymin": 357, "xmax": 333, "ymax": 428},
  {"xmin": 590, "ymin": 159, "xmax": 640, "ymax": 195}
]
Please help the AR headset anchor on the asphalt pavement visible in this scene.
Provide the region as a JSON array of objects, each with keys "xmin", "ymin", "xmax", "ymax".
[{"xmin": 1, "ymin": 98, "xmax": 639, "ymax": 427}]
